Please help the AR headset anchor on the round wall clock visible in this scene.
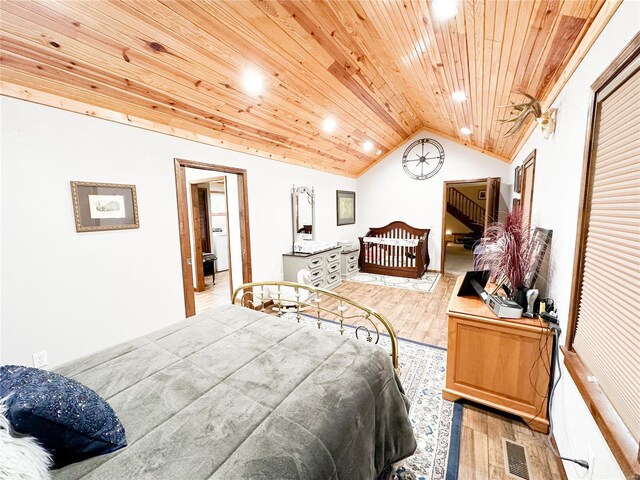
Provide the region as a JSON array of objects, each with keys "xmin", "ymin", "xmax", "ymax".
[{"xmin": 402, "ymin": 138, "xmax": 445, "ymax": 180}]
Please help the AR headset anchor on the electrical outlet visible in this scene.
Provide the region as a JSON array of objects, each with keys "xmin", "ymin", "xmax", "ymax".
[
  {"xmin": 576, "ymin": 447, "xmax": 595, "ymax": 479},
  {"xmin": 586, "ymin": 448, "xmax": 595, "ymax": 480},
  {"xmin": 32, "ymin": 351, "xmax": 48, "ymax": 368}
]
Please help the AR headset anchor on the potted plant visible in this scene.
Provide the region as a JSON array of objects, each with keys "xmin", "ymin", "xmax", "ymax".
[{"xmin": 475, "ymin": 206, "xmax": 531, "ymax": 309}]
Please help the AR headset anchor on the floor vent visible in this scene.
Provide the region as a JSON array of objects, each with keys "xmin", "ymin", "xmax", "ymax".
[{"xmin": 503, "ymin": 439, "xmax": 531, "ymax": 480}]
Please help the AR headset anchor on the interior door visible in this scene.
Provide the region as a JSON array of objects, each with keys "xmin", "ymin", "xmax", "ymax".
[
  {"xmin": 197, "ymin": 187, "xmax": 211, "ymax": 254},
  {"xmin": 484, "ymin": 177, "xmax": 501, "ymax": 232},
  {"xmin": 191, "ymin": 183, "xmax": 206, "ymax": 292}
]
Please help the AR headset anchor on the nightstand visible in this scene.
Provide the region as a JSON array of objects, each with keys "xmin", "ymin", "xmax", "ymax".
[
  {"xmin": 442, "ymin": 276, "xmax": 553, "ymax": 433},
  {"xmin": 340, "ymin": 248, "xmax": 359, "ymax": 278}
]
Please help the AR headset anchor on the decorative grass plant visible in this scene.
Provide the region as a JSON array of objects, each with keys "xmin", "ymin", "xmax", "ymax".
[{"xmin": 476, "ymin": 206, "xmax": 531, "ymax": 293}]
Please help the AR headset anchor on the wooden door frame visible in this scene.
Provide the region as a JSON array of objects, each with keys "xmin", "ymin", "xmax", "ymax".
[
  {"xmin": 440, "ymin": 177, "xmax": 490, "ymax": 274},
  {"xmin": 198, "ymin": 186, "xmax": 212, "ymax": 254},
  {"xmin": 174, "ymin": 158, "xmax": 252, "ymax": 317},
  {"xmin": 483, "ymin": 177, "xmax": 501, "ymax": 231},
  {"xmin": 191, "ymin": 183, "xmax": 206, "ymax": 292},
  {"xmin": 520, "ymin": 150, "xmax": 536, "ymax": 231}
]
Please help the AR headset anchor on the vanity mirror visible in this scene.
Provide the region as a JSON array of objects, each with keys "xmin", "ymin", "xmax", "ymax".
[{"xmin": 291, "ymin": 185, "xmax": 315, "ymax": 245}]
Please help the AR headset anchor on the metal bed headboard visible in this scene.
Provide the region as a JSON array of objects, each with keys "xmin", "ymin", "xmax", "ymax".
[{"xmin": 232, "ymin": 281, "xmax": 399, "ymax": 372}]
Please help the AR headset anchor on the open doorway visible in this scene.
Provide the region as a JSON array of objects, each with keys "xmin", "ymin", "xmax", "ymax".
[
  {"xmin": 440, "ymin": 177, "xmax": 500, "ymax": 275},
  {"xmin": 174, "ymin": 158, "xmax": 252, "ymax": 317},
  {"xmin": 189, "ymin": 176, "xmax": 235, "ymax": 312}
]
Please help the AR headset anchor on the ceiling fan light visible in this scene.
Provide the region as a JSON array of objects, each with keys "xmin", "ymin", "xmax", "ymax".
[
  {"xmin": 363, "ymin": 140, "xmax": 374, "ymax": 152},
  {"xmin": 376, "ymin": 149, "xmax": 383, "ymax": 155},
  {"xmin": 432, "ymin": 0, "xmax": 458, "ymax": 20}
]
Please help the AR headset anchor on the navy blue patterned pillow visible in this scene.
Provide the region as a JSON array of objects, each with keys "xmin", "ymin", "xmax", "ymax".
[{"xmin": 0, "ymin": 365, "xmax": 127, "ymax": 468}]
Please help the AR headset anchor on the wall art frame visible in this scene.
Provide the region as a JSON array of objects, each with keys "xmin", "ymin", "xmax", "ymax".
[
  {"xmin": 336, "ymin": 190, "xmax": 356, "ymax": 226},
  {"xmin": 71, "ymin": 181, "xmax": 139, "ymax": 232}
]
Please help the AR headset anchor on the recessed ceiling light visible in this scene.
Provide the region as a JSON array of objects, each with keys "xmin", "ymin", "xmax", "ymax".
[
  {"xmin": 363, "ymin": 140, "xmax": 374, "ymax": 152},
  {"xmin": 452, "ymin": 91, "xmax": 467, "ymax": 102},
  {"xmin": 460, "ymin": 127, "xmax": 472, "ymax": 135},
  {"xmin": 321, "ymin": 116, "xmax": 337, "ymax": 134},
  {"xmin": 376, "ymin": 149, "xmax": 383, "ymax": 155},
  {"xmin": 432, "ymin": 0, "xmax": 458, "ymax": 20},
  {"xmin": 401, "ymin": 38, "xmax": 430, "ymax": 65},
  {"xmin": 414, "ymin": 39, "xmax": 428, "ymax": 55},
  {"xmin": 241, "ymin": 68, "xmax": 264, "ymax": 97}
]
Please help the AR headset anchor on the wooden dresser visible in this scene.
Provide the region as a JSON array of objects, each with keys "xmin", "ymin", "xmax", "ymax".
[{"xmin": 442, "ymin": 277, "xmax": 553, "ymax": 433}]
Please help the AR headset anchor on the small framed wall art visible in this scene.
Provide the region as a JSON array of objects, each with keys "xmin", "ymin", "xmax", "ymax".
[
  {"xmin": 71, "ymin": 181, "xmax": 139, "ymax": 232},
  {"xmin": 514, "ymin": 166, "xmax": 523, "ymax": 193},
  {"xmin": 512, "ymin": 198, "xmax": 521, "ymax": 210},
  {"xmin": 336, "ymin": 190, "xmax": 356, "ymax": 226},
  {"xmin": 478, "ymin": 190, "xmax": 487, "ymax": 200}
]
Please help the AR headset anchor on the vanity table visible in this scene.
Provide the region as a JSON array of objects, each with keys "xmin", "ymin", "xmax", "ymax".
[
  {"xmin": 285, "ymin": 184, "xmax": 343, "ymax": 290},
  {"xmin": 283, "ymin": 247, "xmax": 342, "ymax": 290}
]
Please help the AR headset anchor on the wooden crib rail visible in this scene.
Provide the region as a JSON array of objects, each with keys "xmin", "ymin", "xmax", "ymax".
[{"xmin": 358, "ymin": 221, "xmax": 430, "ymax": 278}]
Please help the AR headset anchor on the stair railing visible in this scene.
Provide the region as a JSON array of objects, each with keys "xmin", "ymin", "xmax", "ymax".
[{"xmin": 447, "ymin": 187, "xmax": 485, "ymax": 228}]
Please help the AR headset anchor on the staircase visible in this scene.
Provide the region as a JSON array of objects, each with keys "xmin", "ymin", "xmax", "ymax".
[{"xmin": 447, "ymin": 187, "xmax": 485, "ymax": 233}]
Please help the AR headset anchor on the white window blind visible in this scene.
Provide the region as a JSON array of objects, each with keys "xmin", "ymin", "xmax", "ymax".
[{"xmin": 573, "ymin": 64, "xmax": 640, "ymax": 443}]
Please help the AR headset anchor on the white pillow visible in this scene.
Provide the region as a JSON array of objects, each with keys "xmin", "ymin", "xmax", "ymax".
[{"xmin": 0, "ymin": 397, "xmax": 52, "ymax": 480}]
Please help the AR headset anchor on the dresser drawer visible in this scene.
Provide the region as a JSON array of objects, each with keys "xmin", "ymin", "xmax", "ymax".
[
  {"xmin": 345, "ymin": 252, "xmax": 358, "ymax": 264},
  {"xmin": 325, "ymin": 251, "xmax": 340, "ymax": 263},
  {"xmin": 346, "ymin": 262, "xmax": 358, "ymax": 274},
  {"xmin": 326, "ymin": 272, "xmax": 341, "ymax": 286},
  {"xmin": 309, "ymin": 268, "xmax": 323, "ymax": 281},
  {"xmin": 311, "ymin": 279, "xmax": 324, "ymax": 289},
  {"xmin": 307, "ymin": 256, "xmax": 323, "ymax": 269},
  {"xmin": 327, "ymin": 261, "xmax": 340, "ymax": 274}
]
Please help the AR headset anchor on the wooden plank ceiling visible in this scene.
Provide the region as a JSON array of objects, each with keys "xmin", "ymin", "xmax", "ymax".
[{"xmin": 0, "ymin": 0, "xmax": 610, "ymax": 177}]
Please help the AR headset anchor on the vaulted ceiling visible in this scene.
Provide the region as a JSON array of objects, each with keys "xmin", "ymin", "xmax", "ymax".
[{"xmin": 0, "ymin": 1, "xmax": 618, "ymax": 176}]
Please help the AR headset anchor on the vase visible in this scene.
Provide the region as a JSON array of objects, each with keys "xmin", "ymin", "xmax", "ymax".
[{"xmin": 512, "ymin": 288, "xmax": 529, "ymax": 311}]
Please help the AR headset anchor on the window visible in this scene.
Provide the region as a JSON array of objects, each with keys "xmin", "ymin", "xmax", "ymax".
[
  {"xmin": 210, "ymin": 192, "xmax": 226, "ymax": 215},
  {"xmin": 565, "ymin": 37, "xmax": 640, "ymax": 478}
]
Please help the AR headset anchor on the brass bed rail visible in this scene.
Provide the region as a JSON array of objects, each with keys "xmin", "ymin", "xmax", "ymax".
[{"xmin": 232, "ymin": 281, "xmax": 399, "ymax": 371}]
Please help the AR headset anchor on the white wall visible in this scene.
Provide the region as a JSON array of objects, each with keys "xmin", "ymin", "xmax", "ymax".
[
  {"xmin": 357, "ymin": 130, "xmax": 510, "ymax": 271},
  {"xmin": 0, "ymin": 97, "xmax": 357, "ymax": 368},
  {"xmin": 508, "ymin": 2, "xmax": 638, "ymax": 478}
]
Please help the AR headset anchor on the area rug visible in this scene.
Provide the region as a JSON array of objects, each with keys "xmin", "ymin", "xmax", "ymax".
[
  {"xmin": 347, "ymin": 272, "xmax": 440, "ymax": 293},
  {"xmin": 284, "ymin": 313, "xmax": 462, "ymax": 480}
]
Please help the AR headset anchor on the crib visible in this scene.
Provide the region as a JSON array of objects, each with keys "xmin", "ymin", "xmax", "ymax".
[{"xmin": 358, "ymin": 221, "xmax": 430, "ymax": 278}]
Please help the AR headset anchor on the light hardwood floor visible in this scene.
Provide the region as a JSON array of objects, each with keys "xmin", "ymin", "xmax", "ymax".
[
  {"xmin": 331, "ymin": 274, "xmax": 566, "ymax": 480},
  {"xmin": 329, "ymin": 274, "xmax": 456, "ymax": 348},
  {"xmin": 194, "ymin": 270, "xmax": 231, "ymax": 312},
  {"xmin": 219, "ymin": 272, "xmax": 565, "ymax": 479}
]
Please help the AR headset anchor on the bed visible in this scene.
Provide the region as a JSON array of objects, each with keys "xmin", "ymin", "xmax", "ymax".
[
  {"xmin": 359, "ymin": 221, "xmax": 430, "ymax": 278},
  {"xmin": 51, "ymin": 283, "xmax": 416, "ymax": 479}
]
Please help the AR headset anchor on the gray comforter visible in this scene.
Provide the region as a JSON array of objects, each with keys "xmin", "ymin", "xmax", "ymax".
[{"xmin": 53, "ymin": 304, "xmax": 416, "ymax": 479}]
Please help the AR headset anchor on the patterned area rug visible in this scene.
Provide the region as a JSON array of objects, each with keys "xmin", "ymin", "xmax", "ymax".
[
  {"xmin": 285, "ymin": 313, "xmax": 462, "ymax": 480},
  {"xmin": 347, "ymin": 272, "xmax": 441, "ymax": 293}
]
